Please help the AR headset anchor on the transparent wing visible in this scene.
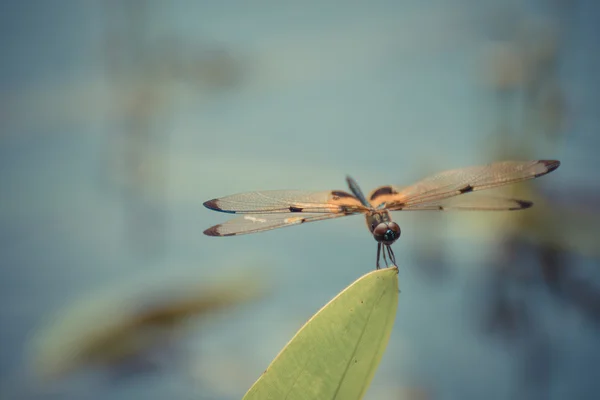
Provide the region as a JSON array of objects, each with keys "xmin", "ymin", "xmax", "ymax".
[
  {"xmin": 369, "ymin": 160, "xmax": 560, "ymax": 210},
  {"xmin": 204, "ymin": 190, "xmax": 368, "ymax": 214},
  {"xmin": 399, "ymin": 194, "xmax": 533, "ymax": 211},
  {"xmin": 203, "ymin": 212, "xmax": 353, "ymax": 237}
]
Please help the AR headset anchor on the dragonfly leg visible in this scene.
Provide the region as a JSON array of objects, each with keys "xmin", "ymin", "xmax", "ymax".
[
  {"xmin": 386, "ymin": 245, "xmax": 397, "ymax": 267},
  {"xmin": 382, "ymin": 244, "xmax": 389, "ymax": 267},
  {"xmin": 376, "ymin": 243, "xmax": 382, "ymax": 270}
]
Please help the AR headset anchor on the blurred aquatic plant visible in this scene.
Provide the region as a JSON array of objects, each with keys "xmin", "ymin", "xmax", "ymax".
[
  {"xmin": 473, "ymin": 1, "xmax": 600, "ymax": 398},
  {"xmin": 479, "ymin": 1, "xmax": 570, "ymax": 157},
  {"xmin": 101, "ymin": 0, "xmax": 245, "ymax": 260},
  {"xmin": 27, "ymin": 271, "xmax": 268, "ymax": 384}
]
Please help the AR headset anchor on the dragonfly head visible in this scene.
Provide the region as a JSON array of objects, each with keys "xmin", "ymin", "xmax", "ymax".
[{"xmin": 372, "ymin": 222, "xmax": 401, "ymax": 245}]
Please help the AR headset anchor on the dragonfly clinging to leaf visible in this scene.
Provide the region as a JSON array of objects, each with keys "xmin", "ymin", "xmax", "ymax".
[{"xmin": 203, "ymin": 160, "xmax": 560, "ymax": 269}]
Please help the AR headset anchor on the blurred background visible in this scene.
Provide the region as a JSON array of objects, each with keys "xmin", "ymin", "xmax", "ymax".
[{"xmin": 1, "ymin": 0, "xmax": 599, "ymax": 399}]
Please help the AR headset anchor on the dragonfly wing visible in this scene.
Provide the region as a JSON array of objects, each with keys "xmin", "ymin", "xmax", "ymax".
[
  {"xmin": 367, "ymin": 185, "xmax": 405, "ymax": 208},
  {"xmin": 203, "ymin": 212, "xmax": 352, "ymax": 236},
  {"xmin": 398, "ymin": 194, "xmax": 533, "ymax": 211},
  {"xmin": 204, "ymin": 190, "xmax": 367, "ymax": 214},
  {"xmin": 370, "ymin": 160, "xmax": 559, "ymax": 210}
]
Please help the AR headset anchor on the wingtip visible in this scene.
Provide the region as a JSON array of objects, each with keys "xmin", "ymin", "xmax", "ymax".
[
  {"xmin": 514, "ymin": 199, "xmax": 533, "ymax": 210},
  {"xmin": 203, "ymin": 199, "xmax": 221, "ymax": 211},
  {"xmin": 203, "ymin": 225, "xmax": 221, "ymax": 236},
  {"xmin": 540, "ymin": 160, "xmax": 561, "ymax": 174},
  {"xmin": 203, "ymin": 225, "xmax": 236, "ymax": 237}
]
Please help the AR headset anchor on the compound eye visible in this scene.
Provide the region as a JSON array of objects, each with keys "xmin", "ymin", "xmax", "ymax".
[{"xmin": 372, "ymin": 222, "xmax": 401, "ymax": 245}]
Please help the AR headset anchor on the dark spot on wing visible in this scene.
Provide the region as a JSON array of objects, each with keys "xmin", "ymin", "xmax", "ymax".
[
  {"xmin": 203, "ymin": 199, "xmax": 236, "ymax": 214},
  {"xmin": 438, "ymin": 205, "xmax": 444, "ymax": 210},
  {"xmin": 513, "ymin": 199, "xmax": 533, "ymax": 210},
  {"xmin": 203, "ymin": 199, "xmax": 221, "ymax": 211},
  {"xmin": 535, "ymin": 160, "xmax": 561, "ymax": 177},
  {"xmin": 370, "ymin": 186, "xmax": 397, "ymax": 200},
  {"xmin": 204, "ymin": 225, "xmax": 224, "ymax": 236},
  {"xmin": 459, "ymin": 185, "xmax": 474, "ymax": 194},
  {"xmin": 289, "ymin": 206, "xmax": 303, "ymax": 212},
  {"xmin": 331, "ymin": 190, "xmax": 355, "ymax": 200}
]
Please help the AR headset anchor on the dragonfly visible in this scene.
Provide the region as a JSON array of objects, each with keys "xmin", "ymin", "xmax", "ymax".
[{"xmin": 203, "ymin": 160, "xmax": 560, "ymax": 269}]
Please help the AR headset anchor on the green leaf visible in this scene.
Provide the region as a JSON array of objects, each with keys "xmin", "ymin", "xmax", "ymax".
[{"xmin": 243, "ymin": 266, "xmax": 399, "ymax": 400}]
